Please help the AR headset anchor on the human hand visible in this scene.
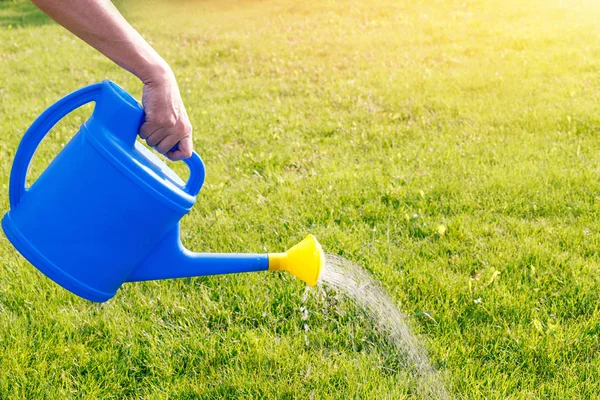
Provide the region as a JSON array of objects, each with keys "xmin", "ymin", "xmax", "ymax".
[{"xmin": 139, "ymin": 68, "xmax": 193, "ymax": 161}]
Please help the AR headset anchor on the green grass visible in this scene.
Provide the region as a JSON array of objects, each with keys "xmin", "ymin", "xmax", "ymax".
[{"xmin": 2, "ymin": 0, "xmax": 600, "ymax": 397}]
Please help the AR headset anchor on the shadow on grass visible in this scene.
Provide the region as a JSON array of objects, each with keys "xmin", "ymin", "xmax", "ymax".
[{"xmin": 0, "ymin": 0, "xmax": 51, "ymax": 29}]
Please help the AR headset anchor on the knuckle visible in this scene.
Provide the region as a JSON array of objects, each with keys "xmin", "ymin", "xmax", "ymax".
[
  {"xmin": 166, "ymin": 115, "xmax": 178, "ymax": 128},
  {"xmin": 175, "ymin": 119, "xmax": 190, "ymax": 135},
  {"xmin": 155, "ymin": 114, "xmax": 177, "ymax": 128},
  {"xmin": 146, "ymin": 136, "xmax": 160, "ymax": 147},
  {"xmin": 157, "ymin": 146, "xmax": 168, "ymax": 154}
]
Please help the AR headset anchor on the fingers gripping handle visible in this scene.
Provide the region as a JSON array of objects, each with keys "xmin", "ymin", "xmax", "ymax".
[{"xmin": 9, "ymin": 83, "xmax": 104, "ymax": 208}]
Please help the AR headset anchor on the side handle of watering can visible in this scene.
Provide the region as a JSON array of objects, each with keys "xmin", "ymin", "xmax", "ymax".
[{"xmin": 8, "ymin": 83, "xmax": 104, "ymax": 208}]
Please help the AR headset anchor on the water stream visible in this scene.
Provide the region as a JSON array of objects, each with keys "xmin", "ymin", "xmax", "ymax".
[{"xmin": 316, "ymin": 254, "xmax": 450, "ymax": 399}]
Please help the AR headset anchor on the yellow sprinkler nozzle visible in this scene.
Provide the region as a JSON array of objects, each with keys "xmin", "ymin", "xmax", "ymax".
[{"xmin": 268, "ymin": 235, "xmax": 324, "ymax": 287}]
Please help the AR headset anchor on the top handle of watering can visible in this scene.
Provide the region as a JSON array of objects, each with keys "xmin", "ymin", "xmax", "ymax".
[
  {"xmin": 170, "ymin": 144, "xmax": 205, "ymax": 197},
  {"xmin": 8, "ymin": 82, "xmax": 105, "ymax": 209}
]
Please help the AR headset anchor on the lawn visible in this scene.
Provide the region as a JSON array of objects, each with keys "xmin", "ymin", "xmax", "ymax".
[{"xmin": 2, "ymin": 0, "xmax": 600, "ymax": 398}]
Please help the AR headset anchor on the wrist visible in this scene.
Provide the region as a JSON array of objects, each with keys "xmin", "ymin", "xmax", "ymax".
[{"xmin": 135, "ymin": 56, "xmax": 173, "ymax": 86}]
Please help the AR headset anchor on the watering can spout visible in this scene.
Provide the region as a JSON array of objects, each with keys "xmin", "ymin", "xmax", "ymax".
[
  {"xmin": 127, "ymin": 227, "xmax": 324, "ymax": 287},
  {"xmin": 267, "ymin": 234, "xmax": 324, "ymax": 287}
]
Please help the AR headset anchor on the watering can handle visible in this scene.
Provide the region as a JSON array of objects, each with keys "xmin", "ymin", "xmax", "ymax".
[
  {"xmin": 9, "ymin": 83, "xmax": 104, "ymax": 208},
  {"xmin": 170, "ymin": 144, "xmax": 205, "ymax": 197},
  {"xmin": 181, "ymin": 152, "xmax": 205, "ymax": 196}
]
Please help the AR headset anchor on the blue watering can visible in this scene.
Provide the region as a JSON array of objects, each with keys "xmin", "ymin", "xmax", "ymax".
[{"xmin": 2, "ymin": 81, "xmax": 323, "ymax": 302}]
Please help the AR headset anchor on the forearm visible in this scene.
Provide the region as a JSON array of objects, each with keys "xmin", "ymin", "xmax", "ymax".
[
  {"xmin": 32, "ymin": 0, "xmax": 193, "ymax": 160},
  {"xmin": 31, "ymin": 0, "xmax": 170, "ymax": 83}
]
